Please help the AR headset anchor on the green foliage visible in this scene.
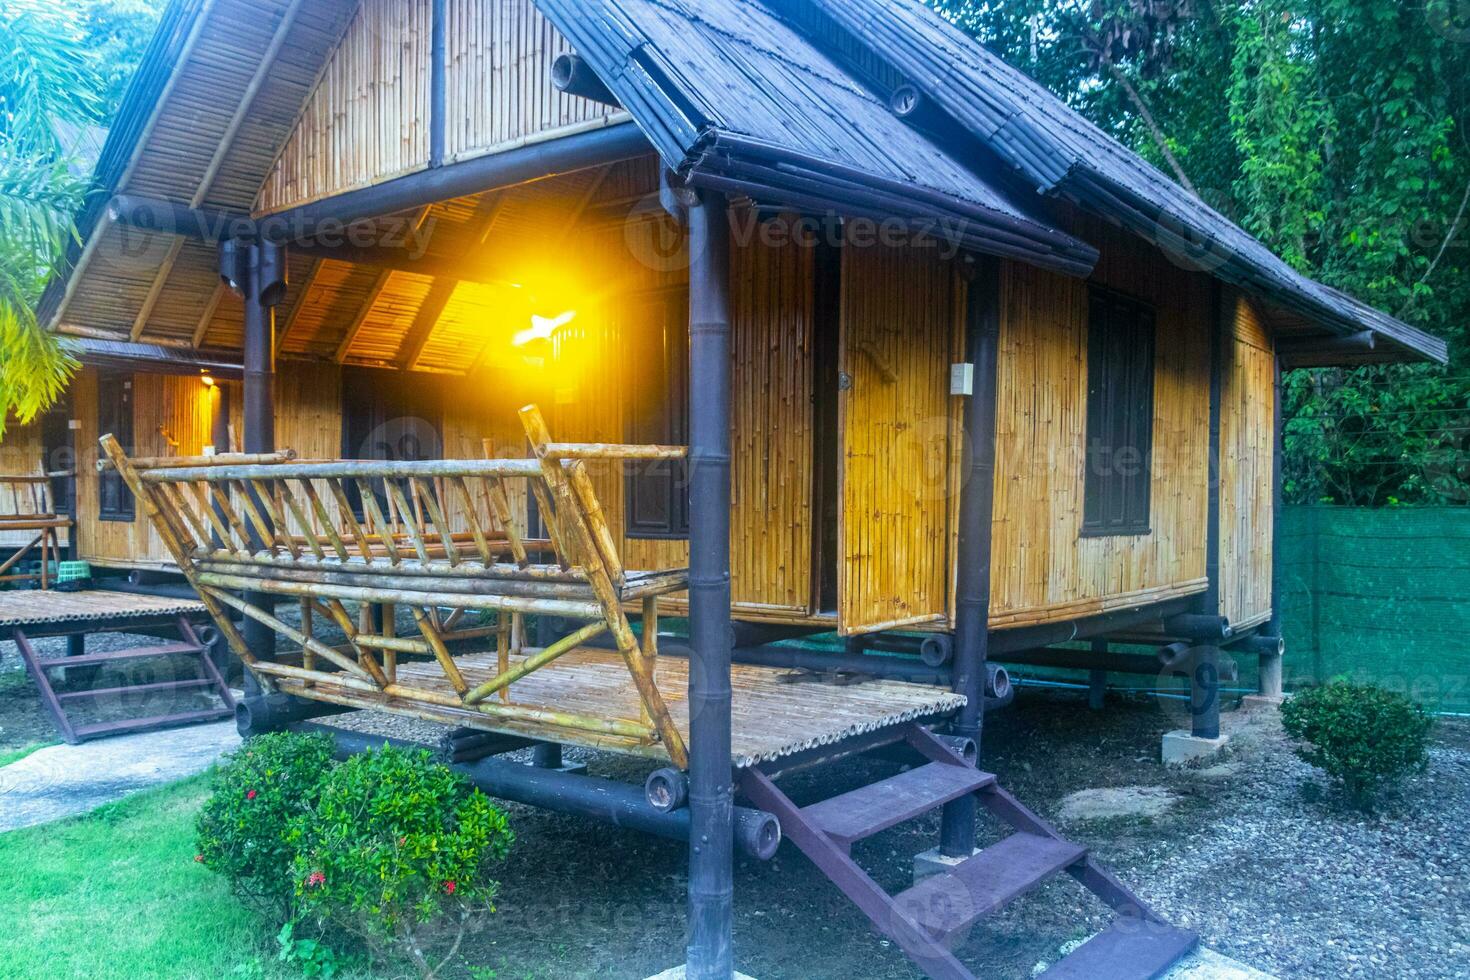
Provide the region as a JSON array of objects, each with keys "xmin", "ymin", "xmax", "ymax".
[
  {"xmin": 290, "ymin": 745, "xmax": 513, "ymax": 979},
  {"xmin": 931, "ymin": 0, "xmax": 1470, "ymax": 505},
  {"xmin": 1281, "ymin": 681, "xmax": 1434, "ymax": 806},
  {"xmin": 196, "ymin": 731, "xmax": 339, "ymax": 922},
  {"xmin": 276, "ymin": 921, "xmax": 357, "ymax": 979}
]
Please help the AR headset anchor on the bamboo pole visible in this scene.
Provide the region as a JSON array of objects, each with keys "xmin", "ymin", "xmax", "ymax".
[
  {"xmin": 191, "ymin": 572, "xmax": 606, "ymax": 619},
  {"xmin": 520, "ymin": 404, "xmax": 688, "ymax": 768},
  {"xmin": 463, "ymin": 621, "xmax": 607, "ymax": 706},
  {"xmin": 203, "ymin": 586, "xmax": 375, "ymax": 682},
  {"xmin": 411, "ymin": 606, "xmax": 469, "ymax": 695}
]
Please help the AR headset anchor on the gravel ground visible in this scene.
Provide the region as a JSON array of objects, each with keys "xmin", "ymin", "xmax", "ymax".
[{"xmin": 317, "ymin": 693, "xmax": 1470, "ymax": 979}]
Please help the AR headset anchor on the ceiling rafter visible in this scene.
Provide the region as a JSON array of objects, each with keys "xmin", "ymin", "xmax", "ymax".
[{"xmin": 334, "ymin": 269, "xmax": 394, "ymax": 363}]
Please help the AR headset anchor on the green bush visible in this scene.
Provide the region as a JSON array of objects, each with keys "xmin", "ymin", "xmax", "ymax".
[
  {"xmin": 1281, "ymin": 681, "xmax": 1434, "ymax": 806},
  {"xmin": 196, "ymin": 731, "xmax": 338, "ymax": 921},
  {"xmin": 289, "ymin": 745, "xmax": 513, "ymax": 978}
]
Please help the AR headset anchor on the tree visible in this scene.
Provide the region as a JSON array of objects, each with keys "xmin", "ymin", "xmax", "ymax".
[
  {"xmin": 933, "ymin": 0, "xmax": 1470, "ymax": 504},
  {"xmin": 0, "ymin": 0, "xmax": 164, "ymax": 437}
]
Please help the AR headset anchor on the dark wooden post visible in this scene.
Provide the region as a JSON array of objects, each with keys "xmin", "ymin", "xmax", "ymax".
[
  {"xmin": 428, "ymin": 0, "xmax": 447, "ymax": 168},
  {"xmin": 222, "ymin": 239, "xmax": 287, "ymax": 698},
  {"xmin": 939, "ymin": 254, "xmax": 1001, "ymax": 858},
  {"xmin": 1191, "ymin": 282, "xmax": 1225, "ymax": 732},
  {"xmin": 685, "ymin": 188, "xmax": 734, "ymax": 978}
]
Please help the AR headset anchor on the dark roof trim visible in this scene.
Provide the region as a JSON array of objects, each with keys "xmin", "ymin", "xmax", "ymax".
[
  {"xmin": 795, "ymin": 0, "xmax": 1448, "ymax": 365},
  {"xmin": 72, "ymin": 338, "xmax": 242, "ymax": 379},
  {"xmin": 35, "ymin": 0, "xmax": 206, "ymax": 331}
]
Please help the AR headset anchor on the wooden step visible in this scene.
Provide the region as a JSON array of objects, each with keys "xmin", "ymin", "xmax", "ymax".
[
  {"xmin": 58, "ymin": 677, "xmax": 215, "ymax": 701},
  {"xmin": 893, "ymin": 832, "xmax": 1087, "ymax": 940},
  {"xmin": 35, "ymin": 642, "xmax": 205, "ymax": 669},
  {"xmin": 71, "ymin": 707, "xmax": 234, "ymax": 741},
  {"xmin": 1041, "ymin": 922, "xmax": 1198, "ymax": 979},
  {"xmin": 802, "ymin": 761, "xmax": 995, "ymax": 847}
]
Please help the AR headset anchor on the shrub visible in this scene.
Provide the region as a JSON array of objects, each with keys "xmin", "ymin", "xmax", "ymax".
[
  {"xmin": 1281, "ymin": 681, "xmax": 1434, "ymax": 806},
  {"xmin": 290, "ymin": 745, "xmax": 513, "ymax": 979},
  {"xmin": 196, "ymin": 731, "xmax": 338, "ymax": 921}
]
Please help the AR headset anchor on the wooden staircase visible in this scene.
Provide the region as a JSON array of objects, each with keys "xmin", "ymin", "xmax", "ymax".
[
  {"xmin": 740, "ymin": 723, "xmax": 1197, "ymax": 980},
  {"xmin": 15, "ymin": 615, "xmax": 235, "ymax": 744}
]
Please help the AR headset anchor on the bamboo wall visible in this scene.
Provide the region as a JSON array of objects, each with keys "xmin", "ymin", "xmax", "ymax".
[
  {"xmin": 838, "ymin": 243, "xmax": 964, "ymax": 634},
  {"xmin": 1219, "ymin": 293, "xmax": 1276, "ymax": 629},
  {"xmin": 74, "ymin": 368, "xmax": 222, "ymax": 566},
  {"xmin": 257, "ymin": 0, "xmax": 623, "ymax": 214},
  {"xmin": 0, "ymin": 421, "xmax": 48, "ymax": 548},
  {"xmin": 988, "ymin": 215, "xmax": 1214, "ymax": 628}
]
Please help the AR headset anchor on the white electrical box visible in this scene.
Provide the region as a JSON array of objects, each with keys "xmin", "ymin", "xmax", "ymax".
[{"xmin": 950, "ymin": 362, "xmax": 974, "ymax": 396}]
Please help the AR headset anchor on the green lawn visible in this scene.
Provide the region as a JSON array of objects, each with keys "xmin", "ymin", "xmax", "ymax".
[
  {"xmin": 0, "ymin": 774, "xmax": 290, "ymax": 980},
  {"xmin": 0, "ymin": 742, "xmax": 52, "ymax": 768}
]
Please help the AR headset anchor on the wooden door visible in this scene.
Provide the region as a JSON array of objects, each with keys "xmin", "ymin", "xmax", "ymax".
[{"xmin": 837, "ymin": 244, "xmax": 963, "ymax": 635}]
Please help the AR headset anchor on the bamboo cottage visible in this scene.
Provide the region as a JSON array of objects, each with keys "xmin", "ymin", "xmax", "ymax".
[{"xmin": 27, "ymin": 0, "xmax": 1447, "ymax": 977}]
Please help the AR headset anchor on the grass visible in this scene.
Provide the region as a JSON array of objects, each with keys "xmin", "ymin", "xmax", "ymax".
[
  {"xmin": 0, "ymin": 741, "xmax": 52, "ymax": 768},
  {"xmin": 0, "ymin": 773, "xmax": 291, "ymax": 980}
]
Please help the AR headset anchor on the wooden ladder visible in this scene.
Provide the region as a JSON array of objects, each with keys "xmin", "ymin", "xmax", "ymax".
[
  {"xmin": 739, "ymin": 723, "xmax": 1197, "ymax": 980},
  {"xmin": 14, "ymin": 615, "xmax": 235, "ymax": 744}
]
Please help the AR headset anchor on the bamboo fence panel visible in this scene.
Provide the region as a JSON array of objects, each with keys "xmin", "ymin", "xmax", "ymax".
[{"xmin": 1219, "ymin": 293, "xmax": 1276, "ymax": 629}]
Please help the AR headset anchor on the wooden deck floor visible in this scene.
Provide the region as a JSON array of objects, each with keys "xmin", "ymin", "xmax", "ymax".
[
  {"xmin": 280, "ymin": 647, "xmax": 966, "ymax": 768},
  {"xmin": 0, "ymin": 589, "xmax": 207, "ymax": 636}
]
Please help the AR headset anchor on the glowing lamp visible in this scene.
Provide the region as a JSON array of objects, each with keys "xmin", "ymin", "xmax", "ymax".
[
  {"xmin": 200, "ymin": 374, "xmax": 215, "ymax": 387},
  {"xmin": 513, "ymin": 309, "xmax": 576, "ymax": 347}
]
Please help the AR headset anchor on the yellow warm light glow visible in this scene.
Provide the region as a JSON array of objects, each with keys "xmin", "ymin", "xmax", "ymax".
[
  {"xmin": 513, "ymin": 309, "xmax": 577, "ymax": 347},
  {"xmin": 200, "ymin": 374, "xmax": 215, "ymax": 387}
]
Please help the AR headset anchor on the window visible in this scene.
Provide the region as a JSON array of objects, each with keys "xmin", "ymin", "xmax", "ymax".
[
  {"xmin": 1082, "ymin": 288, "xmax": 1155, "ymax": 536},
  {"xmin": 625, "ymin": 288, "xmax": 690, "ymax": 539},
  {"xmin": 97, "ymin": 373, "xmax": 135, "ymax": 522}
]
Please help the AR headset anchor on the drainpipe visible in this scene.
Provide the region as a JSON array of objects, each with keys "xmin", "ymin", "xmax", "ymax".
[
  {"xmin": 685, "ymin": 187, "xmax": 734, "ymax": 979},
  {"xmin": 939, "ymin": 254, "xmax": 1001, "ymax": 858}
]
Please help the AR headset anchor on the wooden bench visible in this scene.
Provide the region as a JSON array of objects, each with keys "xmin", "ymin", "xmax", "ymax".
[{"xmin": 102, "ymin": 404, "xmax": 692, "ymax": 766}]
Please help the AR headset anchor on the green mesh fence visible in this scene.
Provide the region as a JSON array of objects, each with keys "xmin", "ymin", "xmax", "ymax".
[{"xmin": 1278, "ymin": 506, "xmax": 1470, "ymax": 714}]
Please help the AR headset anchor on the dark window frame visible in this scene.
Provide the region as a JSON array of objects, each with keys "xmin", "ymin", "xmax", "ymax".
[
  {"xmin": 1081, "ymin": 287, "xmax": 1156, "ymax": 538},
  {"xmin": 97, "ymin": 373, "xmax": 136, "ymax": 522},
  {"xmin": 624, "ymin": 286, "xmax": 690, "ymax": 541}
]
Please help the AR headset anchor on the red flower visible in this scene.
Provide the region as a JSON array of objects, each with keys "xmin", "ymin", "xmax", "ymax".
[
  {"xmin": 194, "ymin": 854, "xmax": 205, "ymax": 863},
  {"xmin": 307, "ymin": 871, "xmax": 326, "ymax": 888},
  {"xmin": 398, "ymin": 836, "xmax": 407, "ymax": 847},
  {"xmin": 246, "ymin": 789, "xmax": 257, "ymax": 800},
  {"xmin": 443, "ymin": 880, "xmax": 456, "ymax": 895}
]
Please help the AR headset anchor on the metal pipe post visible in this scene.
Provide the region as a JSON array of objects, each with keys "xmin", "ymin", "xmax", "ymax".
[
  {"xmin": 685, "ymin": 188, "xmax": 734, "ymax": 978},
  {"xmin": 940, "ymin": 255, "xmax": 1001, "ymax": 858}
]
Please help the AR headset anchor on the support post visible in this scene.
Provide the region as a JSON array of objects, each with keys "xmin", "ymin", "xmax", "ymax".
[
  {"xmin": 221, "ymin": 239, "xmax": 287, "ymax": 704},
  {"xmin": 939, "ymin": 255, "xmax": 1001, "ymax": 859},
  {"xmin": 1191, "ymin": 646, "xmax": 1221, "ymax": 739},
  {"xmin": 1258, "ymin": 354, "xmax": 1287, "ymax": 698},
  {"xmin": 685, "ymin": 188, "xmax": 734, "ymax": 979},
  {"xmin": 1088, "ymin": 638, "xmax": 1108, "ymax": 710}
]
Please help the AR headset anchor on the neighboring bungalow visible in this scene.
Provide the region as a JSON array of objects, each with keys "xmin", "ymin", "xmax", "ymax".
[{"xmin": 20, "ymin": 0, "xmax": 1446, "ymax": 978}]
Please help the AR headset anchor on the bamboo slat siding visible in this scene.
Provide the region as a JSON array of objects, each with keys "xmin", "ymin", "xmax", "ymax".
[
  {"xmin": 257, "ymin": 0, "xmax": 621, "ymax": 214},
  {"xmin": 258, "ymin": 0, "xmax": 434, "ymax": 214},
  {"xmin": 838, "ymin": 243, "xmax": 962, "ymax": 634},
  {"xmin": 988, "ymin": 214, "xmax": 1212, "ymax": 629},
  {"xmin": 75, "ymin": 369, "xmax": 218, "ymax": 566},
  {"xmin": 1219, "ymin": 294, "xmax": 1275, "ymax": 629},
  {"xmin": 442, "ymin": 0, "xmax": 625, "ymax": 164},
  {"xmin": 0, "ymin": 423, "xmax": 47, "ymax": 548}
]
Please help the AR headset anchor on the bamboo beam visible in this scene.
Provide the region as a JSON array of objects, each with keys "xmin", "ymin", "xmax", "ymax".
[
  {"xmin": 192, "ymin": 282, "xmax": 227, "ymax": 348},
  {"xmin": 130, "ymin": 239, "xmax": 184, "ymax": 341},
  {"xmin": 274, "ymin": 257, "xmax": 323, "ymax": 353},
  {"xmin": 139, "ymin": 457, "xmax": 543, "ymax": 483},
  {"xmin": 335, "ymin": 268, "xmax": 393, "ymax": 363},
  {"xmin": 462, "ymin": 621, "xmax": 607, "ymax": 706},
  {"xmin": 192, "ymin": 571, "xmax": 605, "ymax": 619}
]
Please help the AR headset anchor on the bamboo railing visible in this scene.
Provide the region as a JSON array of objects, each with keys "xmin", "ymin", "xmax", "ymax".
[
  {"xmin": 0, "ymin": 473, "xmax": 73, "ymax": 589},
  {"xmin": 100, "ymin": 405, "xmax": 691, "ymax": 766}
]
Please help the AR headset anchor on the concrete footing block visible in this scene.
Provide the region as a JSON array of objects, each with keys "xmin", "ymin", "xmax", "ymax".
[
  {"xmin": 1162, "ymin": 729, "xmax": 1230, "ymax": 766},
  {"xmin": 1239, "ymin": 694, "xmax": 1284, "ymax": 713},
  {"xmin": 912, "ymin": 844, "xmax": 982, "ymax": 884},
  {"xmin": 645, "ymin": 968, "xmax": 757, "ymax": 980}
]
